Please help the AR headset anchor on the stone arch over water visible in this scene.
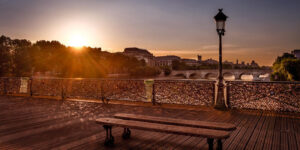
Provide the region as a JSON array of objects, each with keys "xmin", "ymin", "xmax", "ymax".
[
  {"xmin": 204, "ymin": 73, "xmax": 217, "ymax": 80},
  {"xmin": 189, "ymin": 73, "xmax": 198, "ymax": 79},
  {"xmin": 174, "ymin": 73, "xmax": 187, "ymax": 79},
  {"xmin": 223, "ymin": 72, "xmax": 235, "ymax": 80},
  {"xmin": 239, "ymin": 72, "xmax": 253, "ymax": 81}
]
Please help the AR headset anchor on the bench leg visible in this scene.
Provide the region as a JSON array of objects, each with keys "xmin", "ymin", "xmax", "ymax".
[
  {"xmin": 207, "ymin": 138, "xmax": 214, "ymax": 150},
  {"xmin": 103, "ymin": 125, "xmax": 114, "ymax": 146},
  {"xmin": 122, "ymin": 128, "xmax": 131, "ymax": 139},
  {"xmin": 217, "ymin": 139, "xmax": 222, "ymax": 150}
]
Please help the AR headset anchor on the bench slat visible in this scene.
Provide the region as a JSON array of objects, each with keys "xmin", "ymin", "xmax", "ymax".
[
  {"xmin": 114, "ymin": 113, "xmax": 236, "ymax": 131},
  {"xmin": 96, "ymin": 117, "xmax": 230, "ymax": 139}
]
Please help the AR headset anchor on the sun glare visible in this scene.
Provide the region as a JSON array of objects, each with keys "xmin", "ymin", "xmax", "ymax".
[{"xmin": 67, "ymin": 34, "xmax": 88, "ymax": 49}]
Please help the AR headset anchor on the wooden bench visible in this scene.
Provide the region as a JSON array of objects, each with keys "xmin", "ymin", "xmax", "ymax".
[
  {"xmin": 96, "ymin": 114, "xmax": 236, "ymax": 150},
  {"xmin": 114, "ymin": 113, "xmax": 236, "ymax": 131}
]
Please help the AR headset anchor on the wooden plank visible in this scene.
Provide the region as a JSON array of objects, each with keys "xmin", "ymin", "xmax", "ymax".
[
  {"xmin": 122, "ymin": 111, "xmax": 188, "ymax": 149},
  {"xmin": 130, "ymin": 111, "xmax": 208, "ymax": 149},
  {"xmin": 223, "ymin": 112, "xmax": 253, "ymax": 149},
  {"xmin": 153, "ymin": 111, "xmax": 224, "ymax": 149},
  {"xmin": 287, "ymin": 117, "xmax": 298, "ymax": 150},
  {"xmin": 118, "ymin": 129, "xmax": 162, "ymax": 149},
  {"xmin": 294, "ymin": 117, "xmax": 300, "ymax": 150},
  {"xmin": 1, "ymin": 96, "xmax": 300, "ymax": 150},
  {"xmin": 135, "ymin": 132, "xmax": 172, "ymax": 149},
  {"xmin": 0, "ymin": 118, "xmax": 83, "ymax": 144},
  {"xmin": 263, "ymin": 113, "xmax": 276, "ymax": 150},
  {"xmin": 16, "ymin": 121, "xmax": 103, "ymax": 149},
  {"xmin": 0, "ymin": 113, "xmax": 72, "ymax": 131},
  {"xmin": 153, "ymin": 112, "xmax": 219, "ymax": 149},
  {"xmin": 226, "ymin": 111, "xmax": 261, "ymax": 150},
  {"xmin": 196, "ymin": 111, "xmax": 237, "ymax": 150},
  {"xmin": 220, "ymin": 111, "xmax": 248, "ymax": 149},
  {"xmin": 53, "ymin": 128, "xmax": 123, "ymax": 150},
  {"xmin": 114, "ymin": 113, "xmax": 236, "ymax": 131},
  {"xmin": 244, "ymin": 113, "xmax": 267, "ymax": 150},
  {"xmin": 143, "ymin": 111, "xmax": 230, "ymax": 150},
  {"xmin": 253, "ymin": 113, "xmax": 271, "ymax": 150},
  {"xmin": 176, "ymin": 111, "xmax": 231, "ymax": 150},
  {"xmin": 272, "ymin": 116, "xmax": 281, "ymax": 150},
  {"xmin": 280, "ymin": 117, "xmax": 289, "ymax": 150},
  {"xmin": 234, "ymin": 111, "xmax": 263, "ymax": 149}
]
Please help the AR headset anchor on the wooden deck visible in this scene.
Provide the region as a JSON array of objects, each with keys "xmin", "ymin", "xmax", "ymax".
[{"xmin": 0, "ymin": 96, "xmax": 299, "ymax": 150}]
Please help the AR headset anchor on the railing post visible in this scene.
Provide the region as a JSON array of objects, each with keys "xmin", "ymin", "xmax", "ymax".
[
  {"xmin": 61, "ymin": 79, "xmax": 65, "ymax": 100},
  {"xmin": 152, "ymin": 81, "xmax": 156, "ymax": 105},
  {"xmin": 4, "ymin": 78, "xmax": 8, "ymax": 95},
  {"xmin": 144, "ymin": 79, "xmax": 155, "ymax": 105},
  {"xmin": 225, "ymin": 82, "xmax": 230, "ymax": 108},
  {"xmin": 29, "ymin": 77, "xmax": 33, "ymax": 96},
  {"xmin": 100, "ymin": 80, "xmax": 107, "ymax": 104}
]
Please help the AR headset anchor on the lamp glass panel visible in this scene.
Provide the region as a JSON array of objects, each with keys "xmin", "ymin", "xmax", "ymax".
[{"xmin": 216, "ymin": 20, "xmax": 225, "ymax": 30}]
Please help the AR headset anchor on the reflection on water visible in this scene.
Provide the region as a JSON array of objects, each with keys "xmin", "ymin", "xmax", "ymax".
[
  {"xmin": 224, "ymin": 75, "xmax": 235, "ymax": 81},
  {"xmin": 241, "ymin": 75, "xmax": 253, "ymax": 81}
]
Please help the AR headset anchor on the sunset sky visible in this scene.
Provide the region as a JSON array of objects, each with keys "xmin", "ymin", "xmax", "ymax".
[{"xmin": 1, "ymin": 0, "xmax": 300, "ymax": 66}]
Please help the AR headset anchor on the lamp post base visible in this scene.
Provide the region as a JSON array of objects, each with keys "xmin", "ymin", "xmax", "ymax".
[{"xmin": 214, "ymin": 79, "xmax": 227, "ymax": 110}]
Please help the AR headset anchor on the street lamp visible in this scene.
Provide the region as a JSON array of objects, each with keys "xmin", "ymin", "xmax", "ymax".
[{"xmin": 214, "ymin": 9, "xmax": 228, "ymax": 109}]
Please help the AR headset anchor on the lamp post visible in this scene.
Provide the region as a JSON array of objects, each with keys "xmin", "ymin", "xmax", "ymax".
[{"xmin": 214, "ymin": 9, "xmax": 228, "ymax": 109}]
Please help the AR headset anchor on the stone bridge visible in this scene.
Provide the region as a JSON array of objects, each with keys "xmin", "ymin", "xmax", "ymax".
[{"xmin": 168, "ymin": 69, "xmax": 272, "ymax": 80}]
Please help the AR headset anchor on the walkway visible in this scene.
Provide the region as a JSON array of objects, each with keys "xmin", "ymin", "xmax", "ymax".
[{"xmin": 0, "ymin": 96, "xmax": 299, "ymax": 150}]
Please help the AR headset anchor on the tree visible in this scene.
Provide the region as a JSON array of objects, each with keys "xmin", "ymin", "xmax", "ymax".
[
  {"xmin": 162, "ymin": 66, "xmax": 172, "ymax": 76},
  {"xmin": 271, "ymin": 53, "xmax": 300, "ymax": 81},
  {"xmin": 0, "ymin": 36, "xmax": 12, "ymax": 76},
  {"xmin": 129, "ymin": 66, "xmax": 161, "ymax": 77},
  {"xmin": 0, "ymin": 35, "xmax": 162, "ymax": 78},
  {"xmin": 172, "ymin": 60, "xmax": 190, "ymax": 70},
  {"xmin": 12, "ymin": 39, "xmax": 32, "ymax": 76}
]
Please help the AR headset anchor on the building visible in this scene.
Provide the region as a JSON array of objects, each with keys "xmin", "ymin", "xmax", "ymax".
[
  {"xmin": 155, "ymin": 55, "xmax": 181, "ymax": 67},
  {"xmin": 197, "ymin": 55, "xmax": 202, "ymax": 62},
  {"xmin": 201, "ymin": 58, "xmax": 218, "ymax": 65},
  {"xmin": 223, "ymin": 60, "xmax": 234, "ymax": 68},
  {"xmin": 250, "ymin": 60, "xmax": 259, "ymax": 68},
  {"xmin": 123, "ymin": 47, "xmax": 155, "ymax": 66},
  {"xmin": 182, "ymin": 59, "xmax": 199, "ymax": 66},
  {"xmin": 292, "ymin": 49, "xmax": 300, "ymax": 59}
]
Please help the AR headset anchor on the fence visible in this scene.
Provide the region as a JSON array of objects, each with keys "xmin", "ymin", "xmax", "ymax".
[
  {"xmin": 227, "ymin": 81, "xmax": 300, "ymax": 112},
  {"xmin": 0, "ymin": 77, "xmax": 299, "ymax": 112}
]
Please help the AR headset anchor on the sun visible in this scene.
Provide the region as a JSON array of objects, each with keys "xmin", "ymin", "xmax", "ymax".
[{"xmin": 67, "ymin": 33, "xmax": 88, "ymax": 48}]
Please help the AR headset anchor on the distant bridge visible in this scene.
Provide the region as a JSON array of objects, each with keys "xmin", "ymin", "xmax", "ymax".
[{"xmin": 164, "ymin": 69, "xmax": 272, "ymax": 80}]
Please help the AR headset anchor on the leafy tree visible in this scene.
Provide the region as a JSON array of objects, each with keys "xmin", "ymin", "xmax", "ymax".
[
  {"xmin": 0, "ymin": 36, "xmax": 12, "ymax": 76},
  {"xmin": 0, "ymin": 35, "xmax": 151, "ymax": 78},
  {"xmin": 162, "ymin": 66, "xmax": 172, "ymax": 76},
  {"xmin": 12, "ymin": 39, "xmax": 32, "ymax": 76},
  {"xmin": 172, "ymin": 60, "xmax": 192, "ymax": 70},
  {"xmin": 271, "ymin": 53, "xmax": 300, "ymax": 81},
  {"xmin": 129, "ymin": 66, "xmax": 161, "ymax": 77}
]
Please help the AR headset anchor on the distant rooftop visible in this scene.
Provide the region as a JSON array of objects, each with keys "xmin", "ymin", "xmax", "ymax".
[{"xmin": 155, "ymin": 55, "xmax": 181, "ymax": 60}]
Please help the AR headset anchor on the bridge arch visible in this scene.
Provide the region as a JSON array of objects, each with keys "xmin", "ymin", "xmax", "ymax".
[
  {"xmin": 259, "ymin": 73, "xmax": 270, "ymax": 81},
  {"xmin": 223, "ymin": 72, "xmax": 235, "ymax": 80},
  {"xmin": 239, "ymin": 72, "xmax": 253, "ymax": 81},
  {"xmin": 189, "ymin": 73, "xmax": 199, "ymax": 79},
  {"xmin": 204, "ymin": 73, "xmax": 217, "ymax": 80},
  {"xmin": 174, "ymin": 73, "xmax": 187, "ymax": 79}
]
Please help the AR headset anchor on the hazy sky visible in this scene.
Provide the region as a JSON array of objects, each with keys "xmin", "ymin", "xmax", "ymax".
[{"xmin": 1, "ymin": 0, "xmax": 300, "ymax": 66}]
